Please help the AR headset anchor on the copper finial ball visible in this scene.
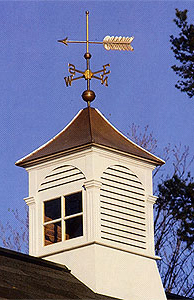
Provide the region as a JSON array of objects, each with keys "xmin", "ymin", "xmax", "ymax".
[
  {"xmin": 84, "ymin": 53, "xmax": 91, "ymax": 59},
  {"xmin": 82, "ymin": 90, "xmax": 96, "ymax": 103}
]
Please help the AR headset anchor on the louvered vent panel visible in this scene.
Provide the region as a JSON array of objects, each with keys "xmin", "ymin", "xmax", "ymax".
[
  {"xmin": 100, "ymin": 165, "xmax": 146, "ymax": 250},
  {"xmin": 39, "ymin": 165, "xmax": 85, "ymax": 192}
]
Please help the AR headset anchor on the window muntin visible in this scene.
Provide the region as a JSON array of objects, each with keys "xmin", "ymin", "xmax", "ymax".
[{"xmin": 43, "ymin": 192, "xmax": 83, "ymax": 246}]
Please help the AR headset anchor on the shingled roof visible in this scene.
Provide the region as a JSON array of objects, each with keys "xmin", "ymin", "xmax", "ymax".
[
  {"xmin": 0, "ymin": 247, "xmax": 118, "ymax": 299},
  {"xmin": 0, "ymin": 247, "xmax": 192, "ymax": 300},
  {"xmin": 16, "ymin": 107, "xmax": 164, "ymax": 168},
  {"xmin": 166, "ymin": 292, "xmax": 194, "ymax": 300}
]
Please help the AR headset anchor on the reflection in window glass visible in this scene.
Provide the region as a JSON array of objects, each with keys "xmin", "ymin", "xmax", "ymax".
[
  {"xmin": 65, "ymin": 216, "xmax": 83, "ymax": 240},
  {"xmin": 44, "ymin": 192, "xmax": 83, "ymax": 246},
  {"xmin": 44, "ymin": 221, "xmax": 61, "ymax": 246},
  {"xmin": 44, "ymin": 198, "xmax": 61, "ymax": 222},
  {"xmin": 65, "ymin": 192, "xmax": 82, "ymax": 216}
]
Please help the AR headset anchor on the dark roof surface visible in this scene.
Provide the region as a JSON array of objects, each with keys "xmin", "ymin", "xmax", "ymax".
[
  {"xmin": 0, "ymin": 247, "xmax": 118, "ymax": 299},
  {"xmin": 0, "ymin": 247, "xmax": 192, "ymax": 300},
  {"xmin": 166, "ymin": 292, "xmax": 193, "ymax": 300},
  {"xmin": 16, "ymin": 107, "xmax": 164, "ymax": 167}
]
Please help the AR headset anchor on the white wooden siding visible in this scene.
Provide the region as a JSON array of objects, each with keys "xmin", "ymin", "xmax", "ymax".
[
  {"xmin": 38, "ymin": 165, "xmax": 86, "ymax": 192},
  {"xmin": 100, "ymin": 165, "xmax": 146, "ymax": 250}
]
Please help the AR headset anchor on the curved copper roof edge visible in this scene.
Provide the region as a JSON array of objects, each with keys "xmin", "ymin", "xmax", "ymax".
[
  {"xmin": 16, "ymin": 144, "xmax": 164, "ymax": 170},
  {"xmin": 16, "ymin": 107, "xmax": 165, "ymax": 168}
]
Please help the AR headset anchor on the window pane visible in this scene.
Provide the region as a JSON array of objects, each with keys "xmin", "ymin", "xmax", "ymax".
[
  {"xmin": 44, "ymin": 221, "xmax": 61, "ymax": 246},
  {"xmin": 65, "ymin": 216, "xmax": 83, "ymax": 240},
  {"xmin": 65, "ymin": 192, "xmax": 82, "ymax": 217},
  {"xmin": 44, "ymin": 198, "xmax": 61, "ymax": 222}
]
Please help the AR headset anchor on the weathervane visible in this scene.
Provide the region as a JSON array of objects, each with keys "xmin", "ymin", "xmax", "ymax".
[{"xmin": 58, "ymin": 11, "xmax": 134, "ymax": 107}]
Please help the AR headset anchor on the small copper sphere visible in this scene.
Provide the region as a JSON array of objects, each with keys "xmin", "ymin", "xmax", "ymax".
[
  {"xmin": 84, "ymin": 52, "xmax": 91, "ymax": 59},
  {"xmin": 82, "ymin": 90, "xmax": 96, "ymax": 103}
]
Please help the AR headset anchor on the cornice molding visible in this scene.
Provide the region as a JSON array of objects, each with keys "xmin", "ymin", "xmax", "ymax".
[
  {"xmin": 24, "ymin": 196, "xmax": 35, "ymax": 206},
  {"xmin": 147, "ymin": 195, "xmax": 157, "ymax": 204},
  {"xmin": 84, "ymin": 179, "xmax": 102, "ymax": 189}
]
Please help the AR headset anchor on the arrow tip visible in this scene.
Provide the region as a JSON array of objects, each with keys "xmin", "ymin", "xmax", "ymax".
[{"xmin": 58, "ymin": 37, "xmax": 68, "ymax": 45}]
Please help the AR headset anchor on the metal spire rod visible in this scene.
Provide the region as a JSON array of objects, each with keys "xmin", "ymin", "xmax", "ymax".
[
  {"xmin": 85, "ymin": 11, "xmax": 90, "ymax": 95},
  {"xmin": 86, "ymin": 11, "xmax": 89, "ymax": 54}
]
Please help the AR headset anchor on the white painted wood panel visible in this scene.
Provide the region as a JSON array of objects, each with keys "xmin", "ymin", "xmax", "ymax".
[
  {"xmin": 38, "ymin": 165, "xmax": 85, "ymax": 192},
  {"xmin": 100, "ymin": 165, "xmax": 146, "ymax": 250}
]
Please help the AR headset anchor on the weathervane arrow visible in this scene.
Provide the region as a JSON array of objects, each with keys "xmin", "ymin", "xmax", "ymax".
[
  {"xmin": 58, "ymin": 35, "xmax": 134, "ymax": 51},
  {"xmin": 58, "ymin": 11, "xmax": 134, "ymax": 106}
]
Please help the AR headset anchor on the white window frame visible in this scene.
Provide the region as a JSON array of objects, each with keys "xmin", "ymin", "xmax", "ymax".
[{"xmin": 43, "ymin": 191, "xmax": 83, "ymax": 246}]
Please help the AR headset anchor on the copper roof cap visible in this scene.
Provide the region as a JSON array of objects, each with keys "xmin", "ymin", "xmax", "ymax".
[{"xmin": 16, "ymin": 107, "xmax": 165, "ymax": 167}]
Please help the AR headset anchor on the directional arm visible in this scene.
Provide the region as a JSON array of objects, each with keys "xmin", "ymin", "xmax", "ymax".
[
  {"xmin": 68, "ymin": 63, "xmax": 85, "ymax": 75},
  {"xmin": 64, "ymin": 63, "xmax": 110, "ymax": 87}
]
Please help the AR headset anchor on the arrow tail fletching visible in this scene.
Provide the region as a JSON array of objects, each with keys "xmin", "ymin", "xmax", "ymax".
[{"xmin": 103, "ymin": 36, "xmax": 134, "ymax": 51}]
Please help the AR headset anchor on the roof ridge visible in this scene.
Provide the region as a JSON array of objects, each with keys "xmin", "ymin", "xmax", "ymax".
[
  {"xmin": 88, "ymin": 106, "xmax": 94, "ymax": 143},
  {"xmin": 0, "ymin": 247, "xmax": 70, "ymax": 272}
]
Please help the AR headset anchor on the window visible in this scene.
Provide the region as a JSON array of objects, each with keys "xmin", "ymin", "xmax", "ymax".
[{"xmin": 44, "ymin": 192, "xmax": 83, "ymax": 246}]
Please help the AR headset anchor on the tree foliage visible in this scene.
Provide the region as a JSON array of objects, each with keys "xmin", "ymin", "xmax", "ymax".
[
  {"xmin": 170, "ymin": 9, "xmax": 194, "ymax": 98},
  {"xmin": 155, "ymin": 174, "xmax": 194, "ymax": 297},
  {"xmin": 129, "ymin": 124, "xmax": 194, "ymax": 297},
  {"xmin": 156, "ymin": 174, "xmax": 194, "ymax": 247},
  {"xmin": 0, "ymin": 206, "xmax": 29, "ymax": 253}
]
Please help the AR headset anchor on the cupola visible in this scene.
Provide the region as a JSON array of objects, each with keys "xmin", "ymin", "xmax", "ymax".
[
  {"xmin": 16, "ymin": 11, "xmax": 167, "ymax": 300},
  {"xmin": 16, "ymin": 106, "xmax": 166, "ymax": 300}
]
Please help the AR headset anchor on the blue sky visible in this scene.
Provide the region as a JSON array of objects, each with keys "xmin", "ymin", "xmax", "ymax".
[{"xmin": 0, "ymin": 1, "xmax": 193, "ymax": 238}]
